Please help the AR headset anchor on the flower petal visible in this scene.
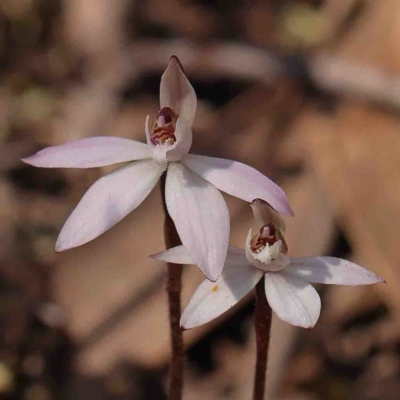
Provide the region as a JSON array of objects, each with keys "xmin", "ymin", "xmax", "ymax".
[
  {"xmin": 22, "ymin": 137, "xmax": 151, "ymax": 168},
  {"xmin": 151, "ymin": 245, "xmax": 194, "ymax": 264},
  {"xmin": 181, "ymin": 259, "xmax": 263, "ymax": 329},
  {"xmin": 285, "ymin": 257, "xmax": 385, "ymax": 285},
  {"xmin": 56, "ymin": 159, "xmax": 165, "ymax": 251},
  {"xmin": 165, "ymin": 162, "xmax": 230, "ymax": 281},
  {"xmin": 264, "ymin": 272, "xmax": 321, "ymax": 328},
  {"xmin": 160, "ymin": 56, "xmax": 197, "ymax": 125},
  {"xmin": 183, "ymin": 154, "xmax": 293, "ymax": 215},
  {"xmin": 166, "ymin": 117, "xmax": 193, "ymax": 162},
  {"xmin": 151, "ymin": 244, "xmax": 247, "ymax": 266}
]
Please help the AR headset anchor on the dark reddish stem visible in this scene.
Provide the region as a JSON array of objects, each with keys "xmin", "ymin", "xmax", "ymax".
[
  {"xmin": 160, "ymin": 173, "xmax": 184, "ymax": 400},
  {"xmin": 253, "ymin": 276, "xmax": 272, "ymax": 400}
]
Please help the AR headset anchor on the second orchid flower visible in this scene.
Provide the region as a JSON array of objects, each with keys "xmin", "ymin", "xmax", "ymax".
[{"xmin": 153, "ymin": 199, "xmax": 384, "ymax": 329}]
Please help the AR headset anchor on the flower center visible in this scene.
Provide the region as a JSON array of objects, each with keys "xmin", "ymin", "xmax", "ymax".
[
  {"xmin": 151, "ymin": 107, "xmax": 177, "ymax": 146},
  {"xmin": 250, "ymin": 223, "xmax": 288, "ymax": 255}
]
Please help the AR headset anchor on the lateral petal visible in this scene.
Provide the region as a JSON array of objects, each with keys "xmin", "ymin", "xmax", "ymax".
[
  {"xmin": 183, "ymin": 154, "xmax": 293, "ymax": 216},
  {"xmin": 151, "ymin": 245, "xmax": 247, "ymax": 266},
  {"xmin": 160, "ymin": 56, "xmax": 197, "ymax": 125},
  {"xmin": 56, "ymin": 159, "xmax": 165, "ymax": 251},
  {"xmin": 150, "ymin": 245, "xmax": 247, "ymax": 265},
  {"xmin": 151, "ymin": 245, "xmax": 194, "ymax": 264},
  {"xmin": 286, "ymin": 257, "xmax": 385, "ymax": 285},
  {"xmin": 181, "ymin": 261, "xmax": 263, "ymax": 329},
  {"xmin": 22, "ymin": 137, "xmax": 151, "ymax": 168},
  {"xmin": 165, "ymin": 162, "xmax": 230, "ymax": 281},
  {"xmin": 264, "ymin": 272, "xmax": 321, "ymax": 328}
]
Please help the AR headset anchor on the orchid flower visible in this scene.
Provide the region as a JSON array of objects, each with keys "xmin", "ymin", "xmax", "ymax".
[
  {"xmin": 22, "ymin": 57, "xmax": 292, "ymax": 282},
  {"xmin": 152, "ymin": 199, "xmax": 384, "ymax": 329}
]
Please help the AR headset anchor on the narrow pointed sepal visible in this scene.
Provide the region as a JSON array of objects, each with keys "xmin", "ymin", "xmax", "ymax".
[
  {"xmin": 181, "ymin": 260, "xmax": 263, "ymax": 329},
  {"xmin": 56, "ymin": 159, "xmax": 165, "ymax": 251},
  {"xmin": 165, "ymin": 163, "xmax": 230, "ymax": 281},
  {"xmin": 264, "ymin": 272, "xmax": 321, "ymax": 328},
  {"xmin": 183, "ymin": 154, "xmax": 293, "ymax": 216},
  {"xmin": 22, "ymin": 137, "xmax": 151, "ymax": 168},
  {"xmin": 285, "ymin": 257, "xmax": 385, "ymax": 285},
  {"xmin": 151, "ymin": 245, "xmax": 194, "ymax": 264}
]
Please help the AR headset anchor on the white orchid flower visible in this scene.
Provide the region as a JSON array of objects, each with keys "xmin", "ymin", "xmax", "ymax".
[
  {"xmin": 152, "ymin": 199, "xmax": 384, "ymax": 329},
  {"xmin": 22, "ymin": 57, "xmax": 292, "ymax": 282}
]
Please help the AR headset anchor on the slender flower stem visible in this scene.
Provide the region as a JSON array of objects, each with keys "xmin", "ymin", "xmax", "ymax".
[
  {"xmin": 160, "ymin": 172, "xmax": 184, "ymax": 400},
  {"xmin": 253, "ymin": 276, "xmax": 272, "ymax": 400}
]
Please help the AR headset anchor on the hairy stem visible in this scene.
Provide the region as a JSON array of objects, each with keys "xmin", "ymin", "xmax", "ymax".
[
  {"xmin": 160, "ymin": 173, "xmax": 184, "ymax": 400},
  {"xmin": 253, "ymin": 276, "xmax": 272, "ymax": 400}
]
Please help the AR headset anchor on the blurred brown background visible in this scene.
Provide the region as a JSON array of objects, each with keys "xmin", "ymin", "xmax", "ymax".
[{"xmin": 1, "ymin": 0, "xmax": 400, "ymax": 399}]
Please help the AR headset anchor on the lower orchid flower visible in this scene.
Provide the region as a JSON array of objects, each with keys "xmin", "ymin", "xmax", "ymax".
[
  {"xmin": 22, "ymin": 57, "xmax": 292, "ymax": 282},
  {"xmin": 152, "ymin": 199, "xmax": 385, "ymax": 329}
]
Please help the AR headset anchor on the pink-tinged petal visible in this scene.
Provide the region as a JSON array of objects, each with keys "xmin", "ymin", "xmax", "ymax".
[
  {"xmin": 183, "ymin": 154, "xmax": 293, "ymax": 216},
  {"xmin": 165, "ymin": 162, "xmax": 230, "ymax": 281},
  {"xmin": 56, "ymin": 159, "xmax": 165, "ymax": 252},
  {"xmin": 250, "ymin": 198, "xmax": 286, "ymax": 231},
  {"xmin": 264, "ymin": 272, "xmax": 321, "ymax": 328},
  {"xmin": 181, "ymin": 260, "xmax": 263, "ymax": 329},
  {"xmin": 160, "ymin": 56, "xmax": 197, "ymax": 125},
  {"xmin": 151, "ymin": 245, "xmax": 194, "ymax": 264},
  {"xmin": 286, "ymin": 257, "xmax": 385, "ymax": 286},
  {"xmin": 22, "ymin": 137, "xmax": 151, "ymax": 168},
  {"xmin": 151, "ymin": 244, "xmax": 247, "ymax": 266},
  {"xmin": 166, "ymin": 117, "xmax": 193, "ymax": 162}
]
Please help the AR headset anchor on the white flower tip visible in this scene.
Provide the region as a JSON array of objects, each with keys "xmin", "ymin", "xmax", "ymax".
[
  {"xmin": 366, "ymin": 270, "xmax": 385, "ymax": 284},
  {"xmin": 55, "ymin": 241, "xmax": 70, "ymax": 253},
  {"xmin": 180, "ymin": 318, "xmax": 202, "ymax": 330},
  {"xmin": 367, "ymin": 270, "xmax": 385, "ymax": 284},
  {"xmin": 169, "ymin": 55, "xmax": 184, "ymax": 72},
  {"xmin": 22, "ymin": 149, "xmax": 56, "ymax": 168},
  {"xmin": 378, "ymin": 276, "xmax": 386, "ymax": 284},
  {"xmin": 148, "ymin": 251, "xmax": 181, "ymax": 263},
  {"xmin": 200, "ymin": 259, "xmax": 224, "ymax": 282},
  {"xmin": 289, "ymin": 317, "xmax": 317, "ymax": 329},
  {"xmin": 21, "ymin": 155, "xmax": 42, "ymax": 167},
  {"xmin": 55, "ymin": 233, "xmax": 78, "ymax": 253},
  {"xmin": 278, "ymin": 197, "xmax": 294, "ymax": 217},
  {"xmin": 204, "ymin": 271, "xmax": 219, "ymax": 283},
  {"xmin": 250, "ymin": 198, "xmax": 266, "ymax": 206},
  {"xmin": 55, "ymin": 246, "xmax": 66, "ymax": 254}
]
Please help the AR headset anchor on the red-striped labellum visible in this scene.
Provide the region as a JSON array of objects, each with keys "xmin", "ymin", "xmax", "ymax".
[{"xmin": 150, "ymin": 107, "xmax": 177, "ymax": 146}]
